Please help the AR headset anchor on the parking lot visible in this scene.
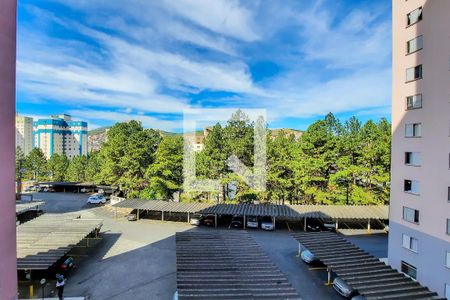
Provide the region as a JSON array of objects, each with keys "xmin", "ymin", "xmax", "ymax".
[{"xmin": 27, "ymin": 192, "xmax": 388, "ymax": 300}]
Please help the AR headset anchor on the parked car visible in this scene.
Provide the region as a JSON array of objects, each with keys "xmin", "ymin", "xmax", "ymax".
[
  {"xmin": 42, "ymin": 187, "xmax": 55, "ymax": 193},
  {"xmin": 246, "ymin": 216, "xmax": 258, "ymax": 229},
  {"xmin": 190, "ymin": 214, "xmax": 201, "ymax": 226},
  {"xmin": 306, "ymin": 219, "xmax": 325, "ymax": 232},
  {"xmin": 261, "ymin": 216, "xmax": 274, "ymax": 231},
  {"xmin": 87, "ymin": 194, "xmax": 106, "ymax": 204},
  {"xmin": 333, "ymin": 277, "xmax": 358, "ymax": 298},
  {"xmin": 201, "ymin": 215, "xmax": 215, "ymax": 227},
  {"xmin": 24, "ymin": 186, "xmax": 35, "ymax": 192},
  {"xmin": 80, "ymin": 188, "xmax": 87, "ymax": 193},
  {"xmin": 300, "ymin": 250, "xmax": 317, "ymax": 264},
  {"xmin": 230, "ymin": 216, "xmax": 244, "ymax": 229}
]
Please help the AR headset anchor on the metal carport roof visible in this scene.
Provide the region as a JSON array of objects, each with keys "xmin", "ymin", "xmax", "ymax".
[
  {"xmin": 176, "ymin": 231, "xmax": 301, "ymax": 299},
  {"xmin": 198, "ymin": 203, "xmax": 300, "ymax": 218},
  {"xmin": 17, "ymin": 213, "xmax": 103, "ymax": 270},
  {"xmin": 289, "ymin": 205, "xmax": 389, "ymax": 220},
  {"xmin": 16, "ymin": 201, "xmax": 45, "ymax": 215},
  {"xmin": 291, "ymin": 232, "xmax": 444, "ymax": 300},
  {"xmin": 113, "ymin": 199, "xmax": 389, "ymax": 220}
]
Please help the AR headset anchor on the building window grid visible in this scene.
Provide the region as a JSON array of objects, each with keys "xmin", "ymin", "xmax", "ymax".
[
  {"xmin": 405, "ymin": 123, "xmax": 422, "ymax": 138},
  {"xmin": 403, "ymin": 206, "xmax": 420, "ymax": 224},
  {"xmin": 406, "ymin": 94, "xmax": 422, "ymax": 110},
  {"xmin": 402, "ymin": 234, "xmax": 418, "ymax": 253},
  {"xmin": 406, "ymin": 35, "xmax": 423, "ymax": 55},
  {"xmin": 406, "ymin": 64, "xmax": 423, "ymax": 82},
  {"xmin": 407, "ymin": 7, "xmax": 423, "ymax": 27},
  {"xmin": 401, "ymin": 261, "xmax": 417, "ymax": 279}
]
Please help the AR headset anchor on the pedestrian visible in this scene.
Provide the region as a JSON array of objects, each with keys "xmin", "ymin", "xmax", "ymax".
[{"xmin": 56, "ymin": 275, "xmax": 66, "ymax": 300}]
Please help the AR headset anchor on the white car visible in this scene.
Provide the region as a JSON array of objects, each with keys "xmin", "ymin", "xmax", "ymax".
[
  {"xmin": 260, "ymin": 216, "xmax": 274, "ymax": 231},
  {"xmin": 87, "ymin": 194, "xmax": 106, "ymax": 204},
  {"xmin": 246, "ymin": 216, "xmax": 259, "ymax": 229},
  {"xmin": 300, "ymin": 250, "xmax": 317, "ymax": 264}
]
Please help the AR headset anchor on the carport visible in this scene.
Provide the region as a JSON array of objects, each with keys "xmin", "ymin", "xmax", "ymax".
[
  {"xmin": 291, "ymin": 232, "xmax": 445, "ymax": 300},
  {"xmin": 16, "ymin": 200, "xmax": 45, "ymax": 216},
  {"xmin": 176, "ymin": 231, "xmax": 301, "ymax": 299},
  {"xmin": 17, "ymin": 213, "xmax": 103, "ymax": 275},
  {"xmin": 289, "ymin": 205, "xmax": 389, "ymax": 233},
  {"xmin": 112, "ymin": 199, "xmax": 213, "ymax": 222},
  {"xmin": 197, "ymin": 203, "xmax": 300, "ymax": 229}
]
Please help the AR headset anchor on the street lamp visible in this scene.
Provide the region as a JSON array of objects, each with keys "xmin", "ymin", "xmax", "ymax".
[{"xmin": 40, "ymin": 278, "xmax": 46, "ymax": 300}]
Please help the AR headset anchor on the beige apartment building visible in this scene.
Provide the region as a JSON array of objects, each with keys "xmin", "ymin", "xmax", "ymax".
[
  {"xmin": 389, "ymin": 1, "xmax": 450, "ymax": 298},
  {"xmin": 15, "ymin": 115, "xmax": 33, "ymax": 155}
]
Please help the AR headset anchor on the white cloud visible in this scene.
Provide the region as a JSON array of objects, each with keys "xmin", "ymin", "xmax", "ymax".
[
  {"xmin": 69, "ymin": 109, "xmax": 182, "ymax": 131},
  {"xmin": 160, "ymin": 0, "xmax": 259, "ymax": 42}
]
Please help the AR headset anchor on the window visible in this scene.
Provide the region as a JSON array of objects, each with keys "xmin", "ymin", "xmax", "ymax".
[
  {"xmin": 407, "ymin": 7, "xmax": 423, "ymax": 26},
  {"xmin": 406, "ymin": 65, "xmax": 422, "ymax": 82},
  {"xmin": 405, "ymin": 123, "xmax": 422, "ymax": 137},
  {"xmin": 404, "ymin": 180, "xmax": 420, "ymax": 194},
  {"xmin": 446, "ymin": 251, "xmax": 450, "ymax": 268},
  {"xmin": 403, "ymin": 207, "xmax": 419, "ymax": 224},
  {"xmin": 407, "ymin": 35, "xmax": 423, "ymax": 54},
  {"xmin": 406, "ymin": 94, "xmax": 422, "ymax": 110},
  {"xmin": 402, "ymin": 234, "xmax": 418, "ymax": 252},
  {"xmin": 447, "ymin": 219, "xmax": 450, "ymax": 235},
  {"xmin": 405, "ymin": 152, "xmax": 421, "ymax": 166},
  {"xmin": 446, "ymin": 284, "xmax": 450, "ymax": 300},
  {"xmin": 401, "ymin": 261, "xmax": 417, "ymax": 279}
]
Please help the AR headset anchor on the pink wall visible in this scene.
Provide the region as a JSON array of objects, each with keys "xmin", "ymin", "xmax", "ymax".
[{"xmin": 0, "ymin": 0, "xmax": 17, "ymax": 299}]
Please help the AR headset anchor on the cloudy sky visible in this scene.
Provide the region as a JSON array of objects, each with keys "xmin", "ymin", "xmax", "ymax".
[{"xmin": 17, "ymin": 0, "xmax": 392, "ymax": 131}]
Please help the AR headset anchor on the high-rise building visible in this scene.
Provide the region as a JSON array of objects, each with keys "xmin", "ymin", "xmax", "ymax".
[
  {"xmin": 390, "ymin": 1, "xmax": 450, "ymax": 298},
  {"xmin": 15, "ymin": 115, "xmax": 33, "ymax": 155},
  {"xmin": 33, "ymin": 114, "xmax": 88, "ymax": 159}
]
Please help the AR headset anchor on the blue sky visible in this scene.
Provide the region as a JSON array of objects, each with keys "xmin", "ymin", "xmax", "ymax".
[{"xmin": 17, "ymin": 0, "xmax": 392, "ymax": 132}]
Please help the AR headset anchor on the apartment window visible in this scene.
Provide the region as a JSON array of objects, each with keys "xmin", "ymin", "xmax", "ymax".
[
  {"xmin": 405, "ymin": 152, "xmax": 421, "ymax": 166},
  {"xmin": 447, "ymin": 219, "xmax": 450, "ymax": 235},
  {"xmin": 446, "ymin": 251, "xmax": 450, "ymax": 268},
  {"xmin": 404, "ymin": 180, "xmax": 420, "ymax": 194},
  {"xmin": 446, "ymin": 284, "xmax": 450, "ymax": 300},
  {"xmin": 406, "ymin": 94, "xmax": 422, "ymax": 110},
  {"xmin": 402, "ymin": 234, "xmax": 418, "ymax": 252},
  {"xmin": 406, "ymin": 35, "xmax": 423, "ymax": 54},
  {"xmin": 405, "ymin": 123, "xmax": 422, "ymax": 137},
  {"xmin": 407, "ymin": 7, "xmax": 423, "ymax": 26},
  {"xmin": 403, "ymin": 207, "xmax": 419, "ymax": 224},
  {"xmin": 401, "ymin": 261, "xmax": 417, "ymax": 279},
  {"xmin": 406, "ymin": 65, "xmax": 422, "ymax": 82}
]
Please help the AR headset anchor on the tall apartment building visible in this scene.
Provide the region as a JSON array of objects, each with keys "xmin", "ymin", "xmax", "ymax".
[
  {"xmin": 15, "ymin": 115, "xmax": 33, "ymax": 155},
  {"xmin": 34, "ymin": 114, "xmax": 88, "ymax": 159},
  {"xmin": 389, "ymin": 1, "xmax": 450, "ymax": 298}
]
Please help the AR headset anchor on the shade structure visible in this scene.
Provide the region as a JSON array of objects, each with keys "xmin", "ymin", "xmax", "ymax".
[
  {"xmin": 176, "ymin": 231, "xmax": 301, "ymax": 299},
  {"xmin": 17, "ymin": 213, "xmax": 103, "ymax": 270},
  {"xmin": 291, "ymin": 232, "xmax": 445, "ymax": 300}
]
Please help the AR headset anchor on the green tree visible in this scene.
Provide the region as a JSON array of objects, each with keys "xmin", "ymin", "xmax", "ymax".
[
  {"xmin": 66, "ymin": 155, "xmax": 88, "ymax": 182},
  {"xmin": 98, "ymin": 121, "xmax": 162, "ymax": 196},
  {"xmin": 16, "ymin": 146, "xmax": 26, "ymax": 181},
  {"xmin": 47, "ymin": 153, "xmax": 69, "ymax": 181},
  {"xmin": 85, "ymin": 152, "xmax": 101, "ymax": 183},
  {"xmin": 142, "ymin": 135, "xmax": 183, "ymax": 199},
  {"xmin": 25, "ymin": 148, "xmax": 48, "ymax": 181}
]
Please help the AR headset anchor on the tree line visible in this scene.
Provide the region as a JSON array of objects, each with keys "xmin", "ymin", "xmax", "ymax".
[{"xmin": 16, "ymin": 111, "xmax": 391, "ymax": 205}]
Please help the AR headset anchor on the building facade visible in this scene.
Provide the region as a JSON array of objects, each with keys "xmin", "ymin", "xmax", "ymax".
[
  {"xmin": 15, "ymin": 115, "xmax": 33, "ymax": 155},
  {"xmin": 389, "ymin": 1, "xmax": 450, "ymax": 298},
  {"xmin": 0, "ymin": 0, "xmax": 18, "ymax": 298},
  {"xmin": 34, "ymin": 114, "xmax": 88, "ymax": 159}
]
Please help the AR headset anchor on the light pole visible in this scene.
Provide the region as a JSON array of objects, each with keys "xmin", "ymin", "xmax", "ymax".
[{"xmin": 40, "ymin": 278, "xmax": 46, "ymax": 300}]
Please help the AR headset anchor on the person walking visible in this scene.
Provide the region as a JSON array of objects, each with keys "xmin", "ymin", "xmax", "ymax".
[{"xmin": 56, "ymin": 275, "xmax": 66, "ymax": 300}]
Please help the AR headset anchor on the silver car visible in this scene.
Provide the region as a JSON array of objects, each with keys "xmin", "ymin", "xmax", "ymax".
[
  {"xmin": 246, "ymin": 216, "xmax": 258, "ymax": 229},
  {"xmin": 333, "ymin": 277, "xmax": 357, "ymax": 298},
  {"xmin": 300, "ymin": 250, "xmax": 317, "ymax": 264},
  {"xmin": 260, "ymin": 216, "xmax": 274, "ymax": 230}
]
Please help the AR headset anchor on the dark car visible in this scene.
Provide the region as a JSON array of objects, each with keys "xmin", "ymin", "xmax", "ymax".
[
  {"xmin": 201, "ymin": 215, "xmax": 215, "ymax": 227},
  {"xmin": 306, "ymin": 219, "xmax": 326, "ymax": 232},
  {"xmin": 230, "ymin": 216, "xmax": 244, "ymax": 229}
]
